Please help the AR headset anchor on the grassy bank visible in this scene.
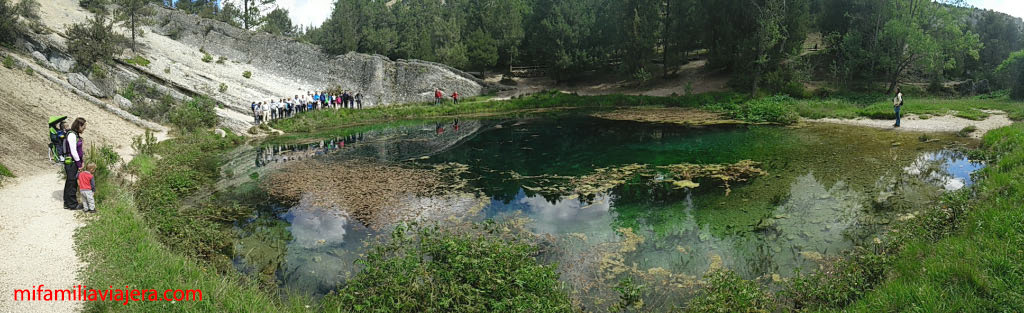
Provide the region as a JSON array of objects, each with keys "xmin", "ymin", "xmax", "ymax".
[
  {"xmin": 0, "ymin": 162, "xmax": 13, "ymax": 186},
  {"xmin": 77, "ymin": 129, "xmax": 576, "ymax": 312},
  {"xmin": 76, "ymin": 132, "xmax": 310, "ymax": 312},
  {"xmin": 273, "ymin": 91, "xmax": 1021, "ymax": 135},
  {"xmin": 685, "ymin": 124, "xmax": 1024, "ymax": 312}
]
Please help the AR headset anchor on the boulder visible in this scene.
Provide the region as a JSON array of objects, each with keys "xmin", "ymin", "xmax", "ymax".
[
  {"xmin": 50, "ymin": 56, "xmax": 76, "ymax": 73},
  {"xmin": 214, "ymin": 129, "xmax": 227, "ymax": 138},
  {"xmin": 68, "ymin": 73, "xmax": 106, "ymax": 98},
  {"xmin": 31, "ymin": 51, "xmax": 47, "ymax": 64},
  {"xmin": 114, "ymin": 94, "xmax": 133, "ymax": 109}
]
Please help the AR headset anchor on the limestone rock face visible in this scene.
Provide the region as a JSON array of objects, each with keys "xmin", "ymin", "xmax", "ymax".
[
  {"xmin": 114, "ymin": 94, "xmax": 133, "ymax": 109},
  {"xmin": 31, "ymin": 51, "xmax": 47, "ymax": 64},
  {"xmin": 149, "ymin": 5, "xmax": 491, "ymax": 110},
  {"xmin": 50, "ymin": 55, "xmax": 76, "ymax": 73},
  {"xmin": 68, "ymin": 73, "xmax": 106, "ymax": 98}
]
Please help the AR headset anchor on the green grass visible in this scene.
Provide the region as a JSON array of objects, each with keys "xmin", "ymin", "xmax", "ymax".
[
  {"xmin": 0, "ymin": 162, "xmax": 12, "ymax": 178},
  {"xmin": 794, "ymin": 96, "xmax": 1022, "ymax": 121},
  {"xmin": 840, "ymin": 124, "xmax": 1024, "ymax": 312},
  {"xmin": 124, "ymin": 55, "xmax": 151, "ymax": 67}
]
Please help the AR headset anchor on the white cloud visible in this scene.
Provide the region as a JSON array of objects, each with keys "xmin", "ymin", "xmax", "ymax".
[
  {"xmin": 967, "ymin": 0, "xmax": 1024, "ymax": 19},
  {"xmin": 274, "ymin": 0, "xmax": 334, "ymax": 28}
]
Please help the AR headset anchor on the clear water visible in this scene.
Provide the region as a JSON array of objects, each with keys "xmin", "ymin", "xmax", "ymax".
[{"xmin": 224, "ymin": 115, "xmax": 983, "ymax": 308}]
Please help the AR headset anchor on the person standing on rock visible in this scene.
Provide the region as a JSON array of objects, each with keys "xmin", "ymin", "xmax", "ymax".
[
  {"xmin": 63, "ymin": 118, "xmax": 86, "ymax": 210},
  {"xmin": 893, "ymin": 87, "xmax": 903, "ymax": 128}
]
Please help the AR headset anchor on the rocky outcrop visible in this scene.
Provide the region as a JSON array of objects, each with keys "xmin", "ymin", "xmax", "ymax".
[
  {"xmin": 114, "ymin": 94, "xmax": 133, "ymax": 110},
  {"xmin": 67, "ymin": 73, "xmax": 105, "ymax": 98},
  {"xmin": 149, "ymin": 5, "xmax": 492, "ymax": 109}
]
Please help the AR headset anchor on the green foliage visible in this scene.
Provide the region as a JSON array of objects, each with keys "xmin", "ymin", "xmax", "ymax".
[
  {"xmin": 24, "ymin": 66, "xmax": 32, "ymax": 75},
  {"xmin": 321, "ymin": 222, "xmax": 574, "ymax": 312},
  {"xmin": 242, "ymin": 70, "xmax": 252, "ymax": 78},
  {"xmin": 713, "ymin": 95, "xmax": 800, "ymax": 124},
  {"xmin": 610, "ymin": 278, "xmax": 646, "ymax": 312},
  {"xmin": 169, "ymin": 96, "xmax": 218, "ymax": 132},
  {"xmin": 260, "ymin": 7, "xmax": 293, "ymax": 36},
  {"xmin": 218, "ymin": 82, "xmax": 227, "ymax": 93},
  {"xmin": 996, "ymin": 50, "xmax": 1024, "ymax": 100},
  {"xmin": 124, "ymin": 55, "xmax": 150, "ymax": 67},
  {"xmin": 216, "ymin": 56, "xmax": 226, "ymax": 64},
  {"xmin": 90, "ymin": 63, "xmax": 106, "ymax": 79},
  {"xmin": 782, "ymin": 248, "xmax": 890, "ymax": 310},
  {"xmin": 0, "ymin": 162, "xmax": 13, "ymax": 177},
  {"xmin": 66, "ymin": 14, "xmax": 126, "ymax": 71},
  {"xmin": 0, "ymin": 0, "xmax": 22, "ymax": 45},
  {"xmin": 201, "ymin": 51, "xmax": 213, "ymax": 63},
  {"xmin": 113, "ymin": 0, "xmax": 154, "ymax": 52},
  {"xmin": 2, "ymin": 55, "xmax": 12, "ymax": 69},
  {"xmin": 686, "ymin": 271, "xmax": 774, "ymax": 313},
  {"xmin": 78, "ymin": 0, "xmax": 108, "ymax": 14}
]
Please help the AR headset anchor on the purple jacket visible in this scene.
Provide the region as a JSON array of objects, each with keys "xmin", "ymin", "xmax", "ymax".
[{"xmin": 66, "ymin": 132, "xmax": 84, "ymax": 168}]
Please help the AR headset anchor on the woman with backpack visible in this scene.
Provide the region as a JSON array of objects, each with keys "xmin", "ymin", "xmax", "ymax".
[{"xmin": 64, "ymin": 118, "xmax": 87, "ymax": 210}]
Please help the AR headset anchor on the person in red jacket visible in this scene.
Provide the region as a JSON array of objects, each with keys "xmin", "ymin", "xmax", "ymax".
[
  {"xmin": 451, "ymin": 91, "xmax": 459, "ymax": 105},
  {"xmin": 434, "ymin": 88, "xmax": 443, "ymax": 105},
  {"xmin": 78, "ymin": 163, "xmax": 97, "ymax": 213}
]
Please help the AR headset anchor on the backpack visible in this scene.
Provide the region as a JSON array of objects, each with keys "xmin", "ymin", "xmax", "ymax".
[{"xmin": 48, "ymin": 116, "xmax": 68, "ymax": 164}]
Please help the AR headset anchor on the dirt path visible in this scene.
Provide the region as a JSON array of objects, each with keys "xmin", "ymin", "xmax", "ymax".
[
  {"xmin": 812, "ymin": 111, "xmax": 1013, "ymax": 139},
  {"xmin": 0, "ymin": 172, "xmax": 84, "ymax": 313}
]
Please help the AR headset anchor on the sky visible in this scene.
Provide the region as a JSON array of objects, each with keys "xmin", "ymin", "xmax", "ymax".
[
  {"xmin": 271, "ymin": 0, "xmax": 333, "ymax": 29},
  {"xmin": 966, "ymin": 0, "xmax": 1024, "ymax": 19}
]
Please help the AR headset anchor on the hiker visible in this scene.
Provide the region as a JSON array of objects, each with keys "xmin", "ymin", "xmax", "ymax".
[
  {"xmin": 451, "ymin": 91, "xmax": 459, "ymax": 105},
  {"xmin": 64, "ymin": 118, "xmax": 86, "ymax": 210},
  {"xmin": 893, "ymin": 87, "xmax": 903, "ymax": 128},
  {"xmin": 355, "ymin": 93, "xmax": 363, "ymax": 109},
  {"xmin": 279, "ymin": 98, "xmax": 286, "ymax": 118},
  {"xmin": 48, "ymin": 116, "xmax": 68, "ymax": 164},
  {"xmin": 250, "ymin": 102, "xmax": 258, "ymax": 122},
  {"xmin": 78, "ymin": 163, "xmax": 97, "ymax": 213},
  {"xmin": 434, "ymin": 88, "xmax": 443, "ymax": 105}
]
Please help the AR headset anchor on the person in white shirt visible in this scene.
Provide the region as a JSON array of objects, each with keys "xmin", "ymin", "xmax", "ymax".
[{"xmin": 893, "ymin": 87, "xmax": 903, "ymax": 128}]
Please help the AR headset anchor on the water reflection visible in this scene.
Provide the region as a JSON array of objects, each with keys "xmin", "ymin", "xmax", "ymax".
[{"xmin": 904, "ymin": 150, "xmax": 984, "ymax": 191}]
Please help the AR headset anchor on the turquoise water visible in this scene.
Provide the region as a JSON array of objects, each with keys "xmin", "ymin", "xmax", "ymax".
[{"xmin": 226, "ymin": 115, "xmax": 982, "ymax": 309}]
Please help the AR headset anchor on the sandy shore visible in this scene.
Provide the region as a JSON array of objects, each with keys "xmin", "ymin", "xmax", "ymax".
[{"xmin": 811, "ymin": 111, "xmax": 1013, "ymax": 139}]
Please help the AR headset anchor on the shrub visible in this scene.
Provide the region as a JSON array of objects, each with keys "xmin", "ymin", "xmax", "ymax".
[
  {"xmin": 216, "ymin": 56, "xmax": 226, "ymax": 64},
  {"xmin": 218, "ymin": 83, "xmax": 227, "ymax": 93},
  {"xmin": 90, "ymin": 63, "xmax": 106, "ymax": 79},
  {"xmin": 781, "ymin": 249, "xmax": 890, "ymax": 310},
  {"xmin": 24, "ymin": 67, "xmax": 32, "ymax": 75},
  {"xmin": 169, "ymin": 96, "xmax": 218, "ymax": 132},
  {"xmin": 322, "ymin": 222, "xmax": 575, "ymax": 312},
  {"xmin": 78, "ymin": 0, "xmax": 107, "ymax": 14},
  {"xmin": 733, "ymin": 95, "xmax": 800, "ymax": 125},
  {"xmin": 632, "ymin": 67, "xmax": 653, "ymax": 82},
  {"xmin": 242, "ymin": 70, "xmax": 252, "ymax": 79},
  {"xmin": 0, "ymin": 0, "xmax": 20, "ymax": 45},
  {"xmin": 128, "ymin": 94, "xmax": 175, "ymax": 122},
  {"xmin": 2, "ymin": 55, "xmax": 12, "ymax": 69},
  {"xmin": 686, "ymin": 271, "xmax": 775, "ymax": 313},
  {"xmin": 201, "ymin": 52, "xmax": 213, "ymax": 63},
  {"xmin": 0, "ymin": 162, "xmax": 12, "ymax": 177},
  {"xmin": 66, "ymin": 14, "xmax": 126, "ymax": 71},
  {"xmin": 996, "ymin": 50, "xmax": 1024, "ymax": 100}
]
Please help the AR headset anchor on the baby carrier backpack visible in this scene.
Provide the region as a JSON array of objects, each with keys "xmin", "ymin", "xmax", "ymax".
[{"xmin": 48, "ymin": 116, "xmax": 68, "ymax": 164}]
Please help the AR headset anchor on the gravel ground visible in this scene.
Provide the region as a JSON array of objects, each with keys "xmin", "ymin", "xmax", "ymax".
[{"xmin": 813, "ymin": 111, "xmax": 1013, "ymax": 139}]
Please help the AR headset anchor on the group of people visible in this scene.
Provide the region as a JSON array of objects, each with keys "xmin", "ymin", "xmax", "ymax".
[
  {"xmin": 47, "ymin": 116, "xmax": 97, "ymax": 213},
  {"xmin": 435, "ymin": 88, "xmax": 460, "ymax": 105},
  {"xmin": 251, "ymin": 91, "xmax": 364, "ymax": 124}
]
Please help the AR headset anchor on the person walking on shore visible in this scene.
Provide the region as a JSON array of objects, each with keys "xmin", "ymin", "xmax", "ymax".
[
  {"xmin": 63, "ymin": 118, "xmax": 86, "ymax": 210},
  {"xmin": 893, "ymin": 87, "xmax": 903, "ymax": 128}
]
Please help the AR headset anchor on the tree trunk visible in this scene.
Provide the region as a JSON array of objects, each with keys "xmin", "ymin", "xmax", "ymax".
[
  {"xmin": 244, "ymin": 0, "xmax": 250, "ymax": 30},
  {"xmin": 131, "ymin": 13, "xmax": 137, "ymax": 52},
  {"xmin": 662, "ymin": 0, "xmax": 671, "ymax": 78}
]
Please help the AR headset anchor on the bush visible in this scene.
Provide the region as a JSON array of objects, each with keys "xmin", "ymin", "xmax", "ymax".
[
  {"xmin": 733, "ymin": 95, "xmax": 800, "ymax": 124},
  {"xmin": 996, "ymin": 50, "xmax": 1024, "ymax": 100},
  {"xmin": 169, "ymin": 96, "xmax": 218, "ymax": 132},
  {"xmin": 128, "ymin": 94, "xmax": 174, "ymax": 122},
  {"xmin": 201, "ymin": 52, "xmax": 213, "ymax": 63},
  {"xmin": 66, "ymin": 15, "xmax": 125, "ymax": 71},
  {"xmin": 0, "ymin": 162, "xmax": 12, "ymax": 177},
  {"xmin": 322, "ymin": 222, "xmax": 575, "ymax": 312},
  {"xmin": 781, "ymin": 249, "xmax": 890, "ymax": 311},
  {"xmin": 216, "ymin": 56, "xmax": 226, "ymax": 64},
  {"xmin": 2, "ymin": 55, "xmax": 12, "ymax": 69},
  {"xmin": 686, "ymin": 271, "xmax": 775, "ymax": 313},
  {"xmin": 24, "ymin": 67, "xmax": 32, "ymax": 75},
  {"xmin": 90, "ymin": 63, "xmax": 106, "ymax": 79},
  {"xmin": 0, "ymin": 0, "xmax": 20, "ymax": 45},
  {"xmin": 242, "ymin": 70, "xmax": 252, "ymax": 79},
  {"xmin": 218, "ymin": 83, "xmax": 227, "ymax": 93},
  {"xmin": 78, "ymin": 0, "xmax": 107, "ymax": 14}
]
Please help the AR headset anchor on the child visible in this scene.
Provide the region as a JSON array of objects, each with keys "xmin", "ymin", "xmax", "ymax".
[{"xmin": 78, "ymin": 163, "xmax": 97, "ymax": 213}]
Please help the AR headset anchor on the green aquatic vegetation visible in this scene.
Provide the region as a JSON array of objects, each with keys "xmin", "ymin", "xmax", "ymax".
[
  {"xmin": 685, "ymin": 271, "xmax": 775, "ymax": 313},
  {"xmin": 321, "ymin": 222, "xmax": 575, "ymax": 312}
]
